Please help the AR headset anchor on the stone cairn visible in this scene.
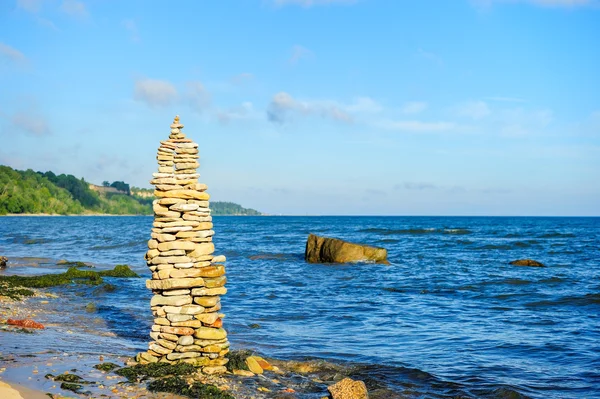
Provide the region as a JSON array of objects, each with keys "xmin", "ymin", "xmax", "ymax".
[{"xmin": 136, "ymin": 115, "xmax": 229, "ymax": 374}]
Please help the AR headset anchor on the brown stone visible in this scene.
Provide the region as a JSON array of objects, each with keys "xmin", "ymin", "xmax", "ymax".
[
  {"xmin": 146, "ymin": 277, "xmax": 205, "ymax": 290},
  {"xmin": 305, "ymin": 234, "xmax": 389, "ymax": 264},
  {"xmin": 327, "ymin": 378, "xmax": 369, "ymax": 399},
  {"xmin": 204, "ymin": 276, "xmax": 227, "ymax": 288},
  {"xmin": 154, "ymin": 190, "xmax": 210, "ymax": 200},
  {"xmin": 157, "ymin": 240, "xmax": 196, "ymax": 251},
  {"xmin": 160, "ymin": 326, "xmax": 195, "ymax": 336},
  {"xmin": 510, "ymin": 259, "xmax": 545, "ymax": 267}
]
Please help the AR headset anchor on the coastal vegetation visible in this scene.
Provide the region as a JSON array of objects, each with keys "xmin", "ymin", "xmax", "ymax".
[{"xmin": 0, "ymin": 165, "xmax": 261, "ymax": 216}]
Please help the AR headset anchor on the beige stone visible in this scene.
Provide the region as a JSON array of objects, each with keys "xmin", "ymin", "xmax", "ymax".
[
  {"xmin": 212, "ymin": 255, "xmax": 226, "ymax": 263},
  {"xmin": 158, "ymin": 339, "xmax": 177, "ymax": 350},
  {"xmin": 151, "ymin": 233, "xmax": 177, "ymax": 242},
  {"xmin": 233, "ymin": 369, "xmax": 255, "ymax": 377},
  {"xmin": 171, "ymin": 319, "xmax": 202, "ymax": 328},
  {"xmin": 193, "ymin": 338, "xmax": 228, "ymax": 347},
  {"xmin": 328, "ymin": 378, "xmax": 369, "ymax": 399},
  {"xmin": 148, "ymin": 239, "xmax": 158, "ymax": 249},
  {"xmin": 170, "ymin": 203, "xmax": 199, "ymax": 212},
  {"xmin": 189, "ymin": 242, "xmax": 215, "ymax": 258},
  {"xmin": 162, "ymin": 226, "xmax": 193, "ymax": 233},
  {"xmin": 155, "ymin": 220, "xmax": 199, "ymax": 228},
  {"xmin": 157, "ymin": 240, "xmax": 196, "ymax": 251},
  {"xmin": 194, "ymin": 296, "xmax": 220, "ymax": 307},
  {"xmin": 154, "ymin": 190, "xmax": 210, "ymax": 200},
  {"xmin": 162, "ymin": 288, "xmax": 190, "ymax": 296},
  {"xmin": 155, "ymin": 184, "xmax": 184, "ymax": 191},
  {"xmin": 146, "ymin": 277, "xmax": 205, "ymax": 290},
  {"xmin": 194, "ymin": 312, "xmax": 220, "ymax": 325},
  {"xmin": 150, "ymin": 255, "xmax": 192, "ymax": 265},
  {"xmin": 169, "ymin": 268, "xmax": 203, "ymax": 278},
  {"xmin": 178, "ymin": 335, "xmax": 194, "ymax": 346},
  {"xmin": 192, "ymin": 222, "xmax": 214, "ymax": 231},
  {"xmin": 154, "ymin": 317, "xmax": 170, "ymax": 326},
  {"xmin": 157, "ymin": 198, "xmax": 186, "ymax": 205},
  {"xmin": 176, "ymin": 230, "xmax": 214, "ymax": 238},
  {"xmin": 163, "ymin": 304, "xmax": 205, "ymax": 315},
  {"xmin": 204, "ymin": 276, "xmax": 227, "ymax": 288},
  {"xmin": 149, "ymin": 342, "xmax": 172, "ymax": 355},
  {"xmin": 167, "ymin": 352, "xmax": 201, "ymax": 360},
  {"xmin": 181, "ymin": 357, "xmax": 209, "ymax": 366},
  {"xmin": 150, "ymin": 295, "xmax": 192, "ymax": 307},
  {"xmin": 160, "ymin": 332, "xmax": 179, "ymax": 342},
  {"xmin": 194, "ymin": 265, "xmax": 225, "ymax": 278},
  {"xmin": 166, "ymin": 313, "xmax": 192, "ymax": 322},
  {"xmin": 194, "ymin": 327, "xmax": 227, "ymax": 340},
  {"xmin": 160, "ymin": 326, "xmax": 195, "ymax": 336},
  {"xmin": 146, "ymin": 249, "xmax": 160, "ymax": 260},
  {"xmin": 246, "ymin": 357, "xmax": 263, "ymax": 374},
  {"xmin": 191, "ymin": 287, "xmax": 227, "ymax": 296}
]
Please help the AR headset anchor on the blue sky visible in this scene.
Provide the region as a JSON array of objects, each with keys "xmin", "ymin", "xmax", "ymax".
[{"xmin": 0, "ymin": 0, "xmax": 599, "ymax": 215}]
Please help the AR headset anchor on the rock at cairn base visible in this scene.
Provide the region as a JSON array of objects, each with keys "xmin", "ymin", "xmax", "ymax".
[
  {"xmin": 305, "ymin": 234, "xmax": 389, "ymax": 265},
  {"xmin": 328, "ymin": 377, "xmax": 369, "ymax": 399},
  {"xmin": 140, "ymin": 115, "xmax": 229, "ymax": 374}
]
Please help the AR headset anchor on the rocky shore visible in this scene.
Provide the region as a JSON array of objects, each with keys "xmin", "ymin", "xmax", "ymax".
[{"xmin": 0, "ymin": 259, "xmax": 379, "ymax": 399}]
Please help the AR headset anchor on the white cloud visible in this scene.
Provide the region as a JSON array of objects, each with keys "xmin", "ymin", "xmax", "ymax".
[
  {"xmin": 0, "ymin": 42, "xmax": 27, "ymax": 65},
  {"xmin": 11, "ymin": 112, "xmax": 50, "ymax": 136},
  {"xmin": 401, "ymin": 101, "xmax": 428, "ymax": 114},
  {"xmin": 417, "ymin": 48, "xmax": 443, "ymax": 66},
  {"xmin": 377, "ymin": 119, "xmax": 456, "ymax": 132},
  {"xmin": 455, "ymin": 100, "xmax": 491, "ymax": 120},
  {"xmin": 230, "ymin": 73, "xmax": 254, "ymax": 85},
  {"xmin": 60, "ymin": 0, "xmax": 88, "ymax": 18},
  {"xmin": 267, "ymin": 92, "xmax": 353, "ymax": 124},
  {"xmin": 122, "ymin": 19, "xmax": 140, "ymax": 42},
  {"xmin": 186, "ymin": 81, "xmax": 211, "ymax": 112},
  {"xmin": 17, "ymin": 0, "xmax": 44, "ymax": 12},
  {"xmin": 289, "ymin": 45, "xmax": 313, "ymax": 65},
  {"xmin": 216, "ymin": 102, "xmax": 257, "ymax": 124},
  {"xmin": 486, "ymin": 96, "xmax": 526, "ymax": 103},
  {"xmin": 272, "ymin": 0, "xmax": 357, "ymax": 6},
  {"xmin": 345, "ymin": 97, "xmax": 383, "ymax": 113},
  {"xmin": 134, "ymin": 79, "xmax": 178, "ymax": 107}
]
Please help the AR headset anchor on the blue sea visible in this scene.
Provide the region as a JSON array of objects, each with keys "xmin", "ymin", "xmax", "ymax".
[{"xmin": 0, "ymin": 216, "xmax": 599, "ymax": 398}]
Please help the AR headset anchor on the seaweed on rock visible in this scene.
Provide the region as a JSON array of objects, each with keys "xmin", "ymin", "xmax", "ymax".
[
  {"xmin": 148, "ymin": 376, "xmax": 234, "ymax": 399},
  {"xmin": 115, "ymin": 362, "xmax": 197, "ymax": 382}
]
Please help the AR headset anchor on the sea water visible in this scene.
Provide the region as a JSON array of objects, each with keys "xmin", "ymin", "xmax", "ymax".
[{"xmin": 0, "ymin": 216, "xmax": 598, "ymax": 398}]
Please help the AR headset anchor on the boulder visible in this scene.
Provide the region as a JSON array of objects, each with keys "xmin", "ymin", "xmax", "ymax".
[
  {"xmin": 0, "ymin": 256, "xmax": 7, "ymax": 269},
  {"xmin": 328, "ymin": 377, "xmax": 369, "ymax": 399},
  {"xmin": 305, "ymin": 234, "xmax": 389, "ymax": 264},
  {"xmin": 510, "ymin": 259, "xmax": 545, "ymax": 267}
]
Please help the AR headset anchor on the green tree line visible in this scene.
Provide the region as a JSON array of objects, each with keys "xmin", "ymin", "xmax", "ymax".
[{"xmin": 0, "ymin": 165, "xmax": 261, "ymax": 216}]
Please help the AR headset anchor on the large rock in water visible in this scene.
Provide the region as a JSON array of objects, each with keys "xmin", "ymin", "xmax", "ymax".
[
  {"xmin": 0, "ymin": 256, "xmax": 7, "ymax": 269},
  {"xmin": 305, "ymin": 234, "xmax": 389, "ymax": 264},
  {"xmin": 328, "ymin": 377, "xmax": 369, "ymax": 399},
  {"xmin": 510, "ymin": 259, "xmax": 545, "ymax": 267}
]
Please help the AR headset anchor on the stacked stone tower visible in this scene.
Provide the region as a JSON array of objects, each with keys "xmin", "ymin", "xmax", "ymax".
[{"xmin": 138, "ymin": 116, "xmax": 229, "ymax": 374}]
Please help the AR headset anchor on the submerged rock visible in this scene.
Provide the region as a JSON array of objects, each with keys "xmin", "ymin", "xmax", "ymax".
[
  {"xmin": 0, "ymin": 256, "xmax": 7, "ymax": 269},
  {"xmin": 305, "ymin": 234, "xmax": 389, "ymax": 265},
  {"xmin": 7, "ymin": 318, "xmax": 45, "ymax": 329},
  {"xmin": 510, "ymin": 259, "xmax": 545, "ymax": 267},
  {"xmin": 328, "ymin": 377, "xmax": 369, "ymax": 399}
]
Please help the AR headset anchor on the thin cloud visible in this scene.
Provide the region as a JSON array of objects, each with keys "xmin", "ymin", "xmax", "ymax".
[
  {"xmin": 267, "ymin": 92, "xmax": 352, "ymax": 124},
  {"xmin": 396, "ymin": 182, "xmax": 438, "ymax": 190},
  {"xmin": 0, "ymin": 42, "xmax": 27, "ymax": 65},
  {"xmin": 289, "ymin": 45, "xmax": 314, "ymax": 65},
  {"xmin": 186, "ymin": 81, "xmax": 211, "ymax": 112},
  {"xmin": 377, "ymin": 119, "xmax": 456, "ymax": 132},
  {"xmin": 417, "ymin": 48, "xmax": 444, "ymax": 66},
  {"xmin": 11, "ymin": 112, "xmax": 51, "ymax": 136},
  {"xmin": 401, "ymin": 101, "xmax": 428, "ymax": 114},
  {"xmin": 216, "ymin": 102, "xmax": 257, "ymax": 124},
  {"xmin": 272, "ymin": 0, "xmax": 357, "ymax": 6},
  {"xmin": 134, "ymin": 78, "xmax": 178, "ymax": 107},
  {"xmin": 455, "ymin": 100, "xmax": 491, "ymax": 120},
  {"xmin": 60, "ymin": 0, "xmax": 88, "ymax": 18},
  {"xmin": 486, "ymin": 96, "xmax": 526, "ymax": 103},
  {"xmin": 16, "ymin": 0, "xmax": 44, "ymax": 12},
  {"xmin": 231, "ymin": 73, "xmax": 255, "ymax": 86},
  {"xmin": 122, "ymin": 19, "xmax": 140, "ymax": 42}
]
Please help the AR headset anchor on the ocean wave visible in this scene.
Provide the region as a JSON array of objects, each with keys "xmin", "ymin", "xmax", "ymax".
[
  {"xmin": 539, "ymin": 232, "xmax": 576, "ymax": 238},
  {"xmin": 358, "ymin": 227, "xmax": 472, "ymax": 235},
  {"xmin": 525, "ymin": 293, "xmax": 600, "ymax": 308}
]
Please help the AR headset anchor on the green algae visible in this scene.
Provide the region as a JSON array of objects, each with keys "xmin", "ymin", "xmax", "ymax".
[
  {"xmin": 93, "ymin": 362, "xmax": 120, "ymax": 372},
  {"xmin": 115, "ymin": 362, "xmax": 197, "ymax": 382},
  {"xmin": 46, "ymin": 373, "xmax": 92, "ymax": 384},
  {"xmin": 0, "ymin": 265, "xmax": 139, "ymax": 290},
  {"xmin": 148, "ymin": 376, "xmax": 234, "ymax": 399},
  {"xmin": 225, "ymin": 350, "xmax": 252, "ymax": 372},
  {"xmin": 59, "ymin": 382, "xmax": 83, "ymax": 393},
  {"xmin": 0, "ymin": 282, "xmax": 35, "ymax": 300}
]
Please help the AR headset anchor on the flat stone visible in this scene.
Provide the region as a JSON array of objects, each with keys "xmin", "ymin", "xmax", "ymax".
[
  {"xmin": 167, "ymin": 314, "xmax": 193, "ymax": 322},
  {"xmin": 176, "ymin": 230, "xmax": 214, "ymax": 238},
  {"xmin": 233, "ymin": 369, "xmax": 255, "ymax": 377},
  {"xmin": 204, "ymin": 276, "xmax": 227, "ymax": 288},
  {"xmin": 155, "ymin": 220, "xmax": 199, "ymax": 228},
  {"xmin": 150, "ymin": 332, "xmax": 161, "ymax": 340},
  {"xmin": 175, "ymin": 173, "xmax": 200, "ymax": 180},
  {"xmin": 163, "ymin": 289, "xmax": 190, "ymax": 296},
  {"xmin": 150, "ymin": 256, "xmax": 192, "ymax": 265},
  {"xmin": 146, "ymin": 249, "xmax": 160, "ymax": 260},
  {"xmin": 158, "ymin": 339, "xmax": 177, "ymax": 350},
  {"xmin": 194, "ymin": 327, "xmax": 227, "ymax": 340},
  {"xmin": 171, "ymin": 319, "xmax": 202, "ymax": 328},
  {"xmin": 188, "ymin": 200, "xmax": 209, "ymax": 207},
  {"xmin": 175, "ymin": 162, "xmax": 200, "ymax": 170},
  {"xmin": 151, "ymin": 233, "xmax": 177, "ymax": 242},
  {"xmin": 148, "ymin": 239, "xmax": 158, "ymax": 249},
  {"xmin": 159, "ymin": 249, "xmax": 186, "ymax": 257},
  {"xmin": 192, "ymin": 222, "xmax": 214, "ymax": 231},
  {"xmin": 180, "ymin": 357, "xmax": 209, "ymax": 366},
  {"xmin": 204, "ymin": 303, "xmax": 222, "ymax": 313},
  {"xmin": 151, "ymin": 295, "xmax": 192, "ymax": 307},
  {"xmin": 149, "ymin": 342, "xmax": 172, "ymax": 355},
  {"xmin": 178, "ymin": 335, "xmax": 194, "ymax": 346},
  {"xmin": 146, "ymin": 277, "xmax": 205, "ymax": 290},
  {"xmin": 174, "ymin": 262, "xmax": 195, "ymax": 269},
  {"xmin": 194, "ymin": 296, "xmax": 220, "ymax": 307},
  {"xmin": 157, "ymin": 241, "xmax": 196, "ymax": 251},
  {"xmin": 246, "ymin": 357, "xmax": 263, "ymax": 374},
  {"xmin": 160, "ymin": 326, "xmax": 195, "ymax": 336},
  {"xmin": 154, "ymin": 317, "xmax": 170, "ymax": 326},
  {"xmin": 154, "ymin": 190, "xmax": 210, "ymax": 200},
  {"xmin": 177, "ymin": 142, "xmax": 198, "ymax": 149},
  {"xmin": 191, "ymin": 287, "xmax": 227, "ymax": 296},
  {"xmin": 155, "ymin": 184, "xmax": 184, "ymax": 191},
  {"xmin": 193, "ymin": 338, "xmax": 228, "ymax": 347},
  {"xmin": 189, "ymin": 243, "xmax": 215, "ymax": 258},
  {"xmin": 170, "ymin": 203, "xmax": 199, "ymax": 212},
  {"xmin": 193, "ymin": 313, "xmax": 220, "ymax": 325},
  {"xmin": 188, "ymin": 237, "xmax": 213, "ymax": 243},
  {"xmin": 160, "ymin": 332, "xmax": 179, "ymax": 342},
  {"xmin": 167, "ymin": 352, "xmax": 200, "ymax": 360},
  {"xmin": 163, "ymin": 304, "xmax": 205, "ymax": 315},
  {"xmin": 162, "ymin": 226, "xmax": 194, "ymax": 233},
  {"xmin": 169, "ymin": 268, "xmax": 203, "ymax": 278},
  {"xmin": 212, "ymin": 255, "xmax": 226, "ymax": 263},
  {"xmin": 194, "ymin": 265, "xmax": 225, "ymax": 278},
  {"xmin": 157, "ymin": 198, "xmax": 186, "ymax": 205}
]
